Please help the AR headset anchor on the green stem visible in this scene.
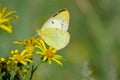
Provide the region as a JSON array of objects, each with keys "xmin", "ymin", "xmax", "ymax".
[
  {"xmin": 29, "ymin": 65, "xmax": 34, "ymax": 80},
  {"xmin": 29, "ymin": 61, "xmax": 44, "ymax": 80}
]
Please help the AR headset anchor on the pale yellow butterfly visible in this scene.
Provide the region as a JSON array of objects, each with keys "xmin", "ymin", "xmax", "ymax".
[{"xmin": 37, "ymin": 9, "xmax": 70, "ymax": 50}]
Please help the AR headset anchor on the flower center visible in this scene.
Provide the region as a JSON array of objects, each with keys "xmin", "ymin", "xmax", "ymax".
[
  {"xmin": 14, "ymin": 54, "xmax": 24, "ymax": 62},
  {"xmin": 45, "ymin": 50, "xmax": 54, "ymax": 58}
]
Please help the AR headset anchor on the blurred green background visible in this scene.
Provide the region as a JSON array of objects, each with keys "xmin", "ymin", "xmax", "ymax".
[{"xmin": 0, "ymin": 0, "xmax": 120, "ymax": 80}]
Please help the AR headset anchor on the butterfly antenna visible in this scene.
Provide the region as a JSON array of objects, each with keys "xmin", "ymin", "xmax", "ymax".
[{"xmin": 31, "ymin": 32, "xmax": 38, "ymax": 38}]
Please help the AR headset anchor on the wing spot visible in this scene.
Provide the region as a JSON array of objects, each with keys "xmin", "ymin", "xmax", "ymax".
[
  {"xmin": 61, "ymin": 25, "xmax": 64, "ymax": 29},
  {"xmin": 61, "ymin": 23, "xmax": 63, "ymax": 26},
  {"xmin": 61, "ymin": 21, "xmax": 64, "ymax": 29},
  {"xmin": 51, "ymin": 21, "xmax": 54, "ymax": 24}
]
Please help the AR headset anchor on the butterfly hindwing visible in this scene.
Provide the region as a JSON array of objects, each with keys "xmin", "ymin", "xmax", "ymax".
[{"xmin": 38, "ymin": 28, "xmax": 70, "ymax": 50}]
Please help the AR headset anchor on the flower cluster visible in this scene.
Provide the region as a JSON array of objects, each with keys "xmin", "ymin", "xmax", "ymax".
[
  {"xmin": 0, "ymin": 6, "xmax": 18, "ymax": 33},
  {"xmin": 13, "ymin": 38, "xmax": 63, "ymax": 66},
  {"xmin": 0, "ymin": 38, "xmax": 63, "ymax": 80},
  {"xmin": 0, "ymin": 6, "xmax": 65, "ymax": 80}
]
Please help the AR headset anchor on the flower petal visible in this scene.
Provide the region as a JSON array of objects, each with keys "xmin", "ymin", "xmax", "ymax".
[
  {"xmin": 48, "ymin": 58, "xmax": 51, "ymax": 64},
  {"xmin": 43, "ymin": 56, "xmax": 47, "ymax": 61},
  {"xmin": 36, "ymin": 51, "xmax": 45, "ymax": 55},
  {"xmin": 0, "ymin": 24, "xmax": 12, "ymax": 33},
  {"xmin": 54, "ymin": 55, "xmax": 63, "ymax": 59},
  {"xmin": 25, "ymin": 59, "xmax": 33, "ymax": 63},
  {"xmin": 21, "ymin": 50, "xmax": 26, "ymax": 55},
  {"xmin": 20, "ymin": 61, "xmax": 27, "ymax": 65},
  {"xmin": 52, "ymin": 58, "xmax": 63, "ymax": 66},
  {"xmin": 3, "ymin": 11, "xmax": 16, "ymax": 18},
  {"xmin": 1, "ymin": 7, "xmax": 7, "ymax": 17}
]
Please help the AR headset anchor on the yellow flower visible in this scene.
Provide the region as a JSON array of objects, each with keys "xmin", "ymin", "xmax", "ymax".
[
  {"xmin": 0, "ymin": 57, "xmax": 14, "ymax": 72},
  {"xmin": 0, "ymin": 58, "xmax": 7, "ymax": 73},
  {"xmin": 0, "ymin": 58, "xmax": 5, "ymax": 61},
  {"xmin": 10, "ymin": 49, "xmax": 32, "ymax": 65},
  {"xmin": 14, "ymin": 38, "xmax": 36, "ymax": 56},
  {"xmin": 0, "ymin": 6, "xmax": 18, "ymax": 33},
  {"xmin": 36, "ymin": 39, "xmax": 63, "ymax": 66}
]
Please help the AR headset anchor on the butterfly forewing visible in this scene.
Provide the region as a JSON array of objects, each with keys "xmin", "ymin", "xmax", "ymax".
[{"xmin": 41, "ymin": 9, "xmax": 69, "ymax": 31}]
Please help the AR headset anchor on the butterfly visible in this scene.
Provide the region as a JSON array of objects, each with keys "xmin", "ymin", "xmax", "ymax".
[{"xmin": 37, "ymin": 9, "xmax": 70, "ymax": 50}]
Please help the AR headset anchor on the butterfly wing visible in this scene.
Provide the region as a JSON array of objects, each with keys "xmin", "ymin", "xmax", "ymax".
[
  {"xmin": 37, "ymin": 28, "xmax": 70, "ymax": 50},
  {"xmin": 41, "ymin": 9, "xmax": 70, "ymax": 32}
]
